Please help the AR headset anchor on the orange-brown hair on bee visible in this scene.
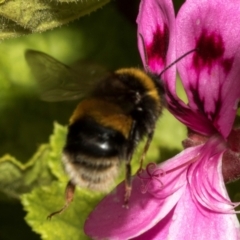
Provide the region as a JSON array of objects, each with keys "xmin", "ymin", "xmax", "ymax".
[{"xmin": 25, "ymin": 50, "xmax": 165, "ymax": 219}]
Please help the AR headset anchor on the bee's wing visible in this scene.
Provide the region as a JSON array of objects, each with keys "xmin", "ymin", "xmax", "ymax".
[{"xmin": 25, "ymin": 50, "xmax": 109, "ymax": 102}]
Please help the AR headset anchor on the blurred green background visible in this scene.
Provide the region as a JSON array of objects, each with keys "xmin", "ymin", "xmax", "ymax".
[{"xmin": 0, "ymin": 0, "xmax": 239, "ymax": 239}]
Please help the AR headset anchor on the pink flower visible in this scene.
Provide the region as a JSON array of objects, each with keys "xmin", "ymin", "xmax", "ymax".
[{"xmin": 84, "ymin": 0, "xmax": 240, "ymax": 239}]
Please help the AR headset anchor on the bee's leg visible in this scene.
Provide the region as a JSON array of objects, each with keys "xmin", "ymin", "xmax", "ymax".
[
  {"xmin": 138, "ymin": 129, "xmax": 155, "ymax": 173},
  {"xmin": 47, "ymin": 180, "xmax": 75, "ymax": 219},
  {"xmin": 123, "ymin": 120, "xmax": 138, "ymax": 208}
]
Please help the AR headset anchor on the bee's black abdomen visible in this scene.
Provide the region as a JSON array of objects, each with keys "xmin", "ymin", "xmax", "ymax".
[
  {"xmin": 64, "ymin": 117, "xmax": 126, "ymax": 158},
  {"xmin": 63, "ymin": 116, "xmax": 127, "ymax": 191},
  {"xmin": 62, "ymin": 98, "xmax": 133, "ymax": 191}
]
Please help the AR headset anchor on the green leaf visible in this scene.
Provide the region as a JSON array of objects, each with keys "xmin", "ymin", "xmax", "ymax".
[
  {"xmin": 21, "ymin": 181, "xmax": 103, "ymax": 240},
  {"xmin": 47, "ymin": 122, "xmax": 68, "ymax": 181},
  {"xmin": 0, "ymin": 122, "xmax": 67, "ymax": 201},
  {"xmin": 0, "ymin": 0, "xmax": 110, "ymax": 40},
  {"xmin": 0, "ymin": 145, "xmax": 54, "ymax": 200}
]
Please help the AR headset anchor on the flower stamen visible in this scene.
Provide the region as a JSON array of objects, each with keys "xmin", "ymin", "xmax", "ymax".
[
  {"xmin": 137, "ymin": 157, "xmax": 199, "ymax": 194},
  {"xmin": 137, "ymin": 163, "xmax": 165, "ymax": 194}
]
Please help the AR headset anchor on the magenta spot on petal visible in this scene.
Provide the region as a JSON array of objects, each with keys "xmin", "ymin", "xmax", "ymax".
[
  {"xmin": 190, "ymin": 84, "xmax": 222, "ymax": 122},
  {"xmin": 189, "ymin": 86, "xmax": 205, "ymax": 113},
  {"xmin": 193, "ymin": 30, "xmax": 225, "ymax": 71},
  {"xmin": 221, "ymin": 57, "xmax": 233, "ymax": 75},
  {"xmin": 189, "ymin": 30, "xmax": 232, "ymax": 124},
  {"xmin": 146, "ymin": 24, "xmax": 169, "ymax": 65}
]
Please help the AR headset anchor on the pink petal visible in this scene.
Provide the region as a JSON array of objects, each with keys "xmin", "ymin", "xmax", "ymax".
[
  {"xmin": 137, "ymin": 0, "xmax": 176, "ymax": 81},
  {"xmin": 176, "ymin": 137, "xmax": 240, "ymax": 239},
  {"xmin": 132, "ymin": 186, "xmax": 240, "ymax": 240},
  {"xmin": 131, "ymin": 207, "xmax": 176, "ymax": 240},
  {"xmin": 189, "ymin": 136, "xmax": 240, "ymax": 213},
  {"xmin": 167, "ymin": 185, "xmax": 240, "ymax": 240},
  {"xmin": 132, "ymin": 137, "xmax": 240, "ymax": 240},
  {"xmin": 176, "ymin": 0, "xmax": 240, "ymax": 137},
  {"xmin": 84, "ymin": 146, "xmax": 202, "ymax": 239}
]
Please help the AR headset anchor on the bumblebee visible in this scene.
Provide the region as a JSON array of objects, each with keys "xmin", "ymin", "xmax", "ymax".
[{"xmin": 25, "ymin": 50, "xmax": 165, "ymax": 218}]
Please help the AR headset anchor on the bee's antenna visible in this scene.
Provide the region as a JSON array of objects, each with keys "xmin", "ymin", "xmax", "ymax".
[{"xmin": 158, "ymin": 48, "xmax": 198, "ymax": 78}]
